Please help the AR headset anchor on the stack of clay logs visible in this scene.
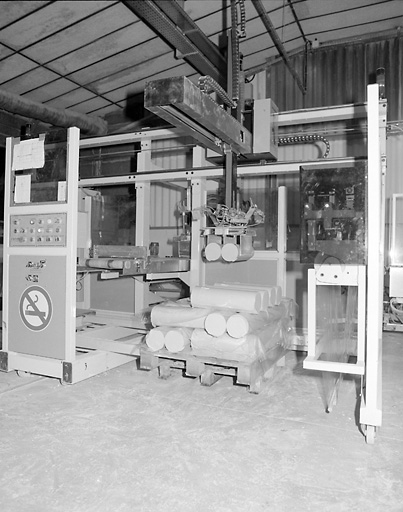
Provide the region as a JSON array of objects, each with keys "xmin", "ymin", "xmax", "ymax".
[{"xmin": 145, "ymin": 284, "xmax": 283, "ymax": 361}]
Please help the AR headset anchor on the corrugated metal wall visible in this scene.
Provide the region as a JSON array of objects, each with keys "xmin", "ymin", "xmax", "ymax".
[
  {"xmin": 267, "ymin": 34, "xmax": 403, "ymax": 198},
  {"xmin": 267, "ymin": 34, "xmax": 402, "ymax": 121}
]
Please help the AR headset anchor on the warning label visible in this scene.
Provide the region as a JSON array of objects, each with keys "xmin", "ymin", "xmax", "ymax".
[{"xmin": 19, "ymin": 286, "xmax": 53, "ymax": 331}]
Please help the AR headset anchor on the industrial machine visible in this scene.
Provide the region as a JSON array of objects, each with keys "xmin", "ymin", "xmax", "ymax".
[
  {"xmin": 0, "ymin": 73, "xmax": 386, "ymax": 444},
  {"xmin": 302, "ymin": 85, "xmax": 386, "ymax": 444},
  {"xmin": 0, "ymin": 128, "xmax": 137, "ymax": 382},
  {"xmin": 0, "ymin": 127, "xmax": 192, "ymax": 383}
]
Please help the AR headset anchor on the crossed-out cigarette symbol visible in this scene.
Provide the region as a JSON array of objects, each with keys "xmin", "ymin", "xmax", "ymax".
[{"xmin": 20, "ymin": 286, "xmax": 52, "ymax": 331}]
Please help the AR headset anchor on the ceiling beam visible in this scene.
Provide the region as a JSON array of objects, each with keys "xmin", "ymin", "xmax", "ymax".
[
  {"xmin": 251, "ymin": 0, "xmax": 306, "ymax": 94},
  {"xmin": 123, "ymin": 0, "xmax": 227, "ymax": 87}
]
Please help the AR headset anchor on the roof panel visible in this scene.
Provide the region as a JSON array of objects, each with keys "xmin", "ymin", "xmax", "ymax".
[
  {"xmin": 64, "ymin": 39, "xmax": 172, "ymax": 87},
  {"xmin": 183, "ymin": 0, "xmax": 225, "ymax": 20},
  {"xmin": 47, "ymin": 21, "xmax": 161, "ymax": 76},
  {"xmin": 295, "ymin": 0, "xmax": 395, "ymax": 18},
  {"xmin": 88, "ymin": 104, "xmax": 124, "ymax": 117},
  {"xmin": 22, "ymin": 2, "xmax": 137, "ymax": 64},
  {"xmin": 0, "ymin": 1, "xmax": 51, "ymax": 30},
  {"xmin": 301, "ymin": 7, "xmax": 403, "ymax": 41},
  {"xmin": 311, "ymin": 18, "xmax": 403, "ymax": 44},
  {"xmin": 64, "ymin": 96, "xmax": 113, "ymax": 114},
  {"xmin": 25, "ymin": 79, "xmax": 79, "ymax": 103},
  {"xmin": 43, "ymin": 88, "xmax": 96, "ymax": 109},
  {"xmin": 0, "ymin": 1, "xmax": 115, "ymax": 50},
  {"xmin": 1, "ymin": 67, "xmax": 61, "ymax": 95},
  {"xmin": 0, "ymin": 44, "xmax": 15, "ymax": 60},
  {"xmin": 0, "ymin": 54, "xmax": 37, "ymax": 83},
  {"xmin": 94, "ymin": 54, "xmax": 191, "ymax": 96}
]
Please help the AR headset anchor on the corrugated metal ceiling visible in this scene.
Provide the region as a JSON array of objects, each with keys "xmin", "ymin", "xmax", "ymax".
[{"xmin": 0, "ymin": 0, "xmax": 401, "ymax": 132}]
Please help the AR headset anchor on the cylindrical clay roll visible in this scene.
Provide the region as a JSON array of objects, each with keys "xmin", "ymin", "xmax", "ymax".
[
  {"xmin": 204, "ymin": 310, "xmax": 233, "ymax": 337},
  {"xmin": 203, "ymin": 242, "xmax": 222, "ymax": 262},
  {"xmin": 151, "ymin": 301, "xmax": 211, "ymax": 328},
  {"xmin": 215, "ymin": 283, "xmax": 282, "ymax": 307},
  {"xmin": 191, "ymin": 328, "xmax": 261, "ymax": 361},
  {"xmin": 226, "ymin": 311, "xmax": 271, "ymax": 338},
  {"xmin": 212, "ymin": 283, "xmax": 270, "ymax": 310},
  {"xmin": 145, "ymin": 326, "xmax": 170, "ymax": 351},
  {"xmin": 221, "ymin": 243, "xmax": 254, "ymax": 262},
  {"xmin": 191, "ymin": 286, "xmax": 262, "ymax": 314},
  {"xmin": 164, "ymin": 327, "xmax": 193, "ymax": 353}
]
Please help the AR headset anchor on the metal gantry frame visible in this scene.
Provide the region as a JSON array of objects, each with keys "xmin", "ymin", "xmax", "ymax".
[{"xmin": 359, "ymin": 84, "xmax": 387, "ymax": 443}]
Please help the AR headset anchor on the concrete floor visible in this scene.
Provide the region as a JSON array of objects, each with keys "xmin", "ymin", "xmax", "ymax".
[{"xmin": 0, "ymin": 333, "xmax": 402, "ymax": 512}]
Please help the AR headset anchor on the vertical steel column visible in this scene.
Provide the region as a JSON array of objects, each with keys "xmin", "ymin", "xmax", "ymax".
[
  {"xmin": 65, "ymin": 127, "xmax": 80, "ymax": 362},
  {"xmin": 277, "ymin": 186, "xmax": 287, "ymax": 293},
  {"xmin": 360, "ymin": 84, "xmax": 386, "ymax": 443},
  {"xmin": 190, "ymin": 177, "xmax": 206, "ymax": 290},
  {"xmin": 134, "ymin": 181, "xmax": 151, "ymax": 313},
  {"xmin": 224, "ymin": 23, "xmax": 238, "ymax": 209},
  {"xmin": 224, "ymin": 145, "xmax": 237, "ymax": 207}
]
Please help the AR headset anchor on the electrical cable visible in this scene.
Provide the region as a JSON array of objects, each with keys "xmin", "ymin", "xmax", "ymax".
[
  {"xmin": 231, "ymin": 0, "xmax": 240, "ymax": 104},
  {"xmin": 238, "ymin": 0, "xmax": 246, "ymax": 38},
  {"xmin": 198, "ymin": 75, "xmax": 236, "ymax": 109},
  {"xmin": 278, "ymin": 134, "xmax": 330, "ymax": 157}
]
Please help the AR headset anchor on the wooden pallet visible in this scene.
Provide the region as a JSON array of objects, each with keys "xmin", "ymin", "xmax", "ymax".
[{"xmin": 140, "ymin": 343, "xmax": 287, "ymax": 394}]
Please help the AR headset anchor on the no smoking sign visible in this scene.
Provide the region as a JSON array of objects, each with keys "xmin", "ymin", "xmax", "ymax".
[{"xmin": 19, "ymin": 286, "xmax": 53, "ymax": 331}]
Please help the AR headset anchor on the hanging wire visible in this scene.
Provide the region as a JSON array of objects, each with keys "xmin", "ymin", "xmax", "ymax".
[{"xmin": 281, "ymin": 0, "xmax": 286, "ymax": 43}]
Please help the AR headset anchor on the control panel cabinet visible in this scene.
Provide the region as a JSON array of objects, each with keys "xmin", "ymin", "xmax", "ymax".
[{"xmin": 2, "ymin": 128, "xmax": 79, "ymax": 365}]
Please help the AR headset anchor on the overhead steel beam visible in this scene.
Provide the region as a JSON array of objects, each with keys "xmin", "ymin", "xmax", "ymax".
[
  {"xmin": 251, "ymin": 0, "xmax": 306, "ymax": 94},
  {"xmin": 144, "ymin": 76, "xmax": 251, "ymax": 156},
  {"xmin": 153, "ymin": 0, "xmax": 227, "ymax": 79},
  {"xmin": 123, "ymin": 0, "xmax": 227, "ymax": 87}
]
